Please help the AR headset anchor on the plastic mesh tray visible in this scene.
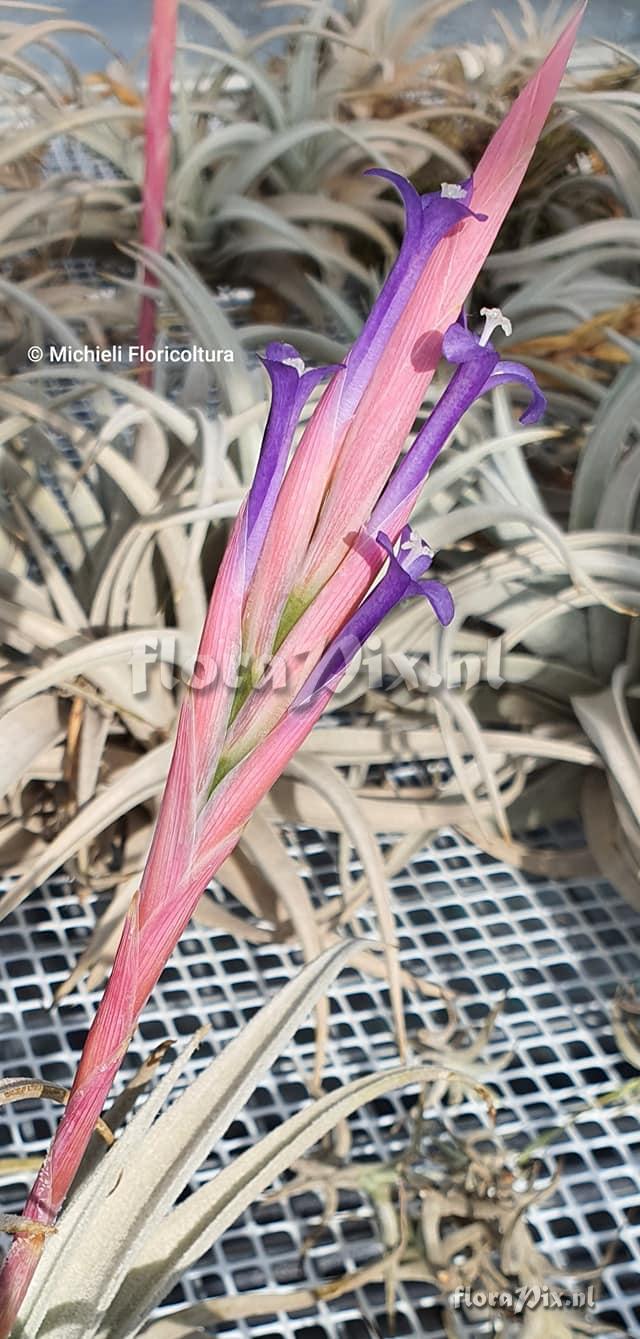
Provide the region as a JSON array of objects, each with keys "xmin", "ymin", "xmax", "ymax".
[{"xmin": 2, "ymin": 826, "xmax": 640, "ymax": 1337}]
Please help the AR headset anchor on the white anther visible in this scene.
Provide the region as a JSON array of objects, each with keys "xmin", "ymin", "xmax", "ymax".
[
  {"xmin": 479, "ymin": 306, "xmax": 512, "ymax": 346},
  {"xmin": 399, "ymin": 529, "xmax": 433, "ymax": 562},
  {"xmin": 440, "ymin": 182, "xmax": 466, "ymax": 200},
  {"xmin": 281, "ymin": 355, "xmax": 306, "ymax": 374}
]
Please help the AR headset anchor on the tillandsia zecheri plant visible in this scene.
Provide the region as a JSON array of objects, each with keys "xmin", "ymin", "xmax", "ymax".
[
  {"xmin": 138, "ymin": 0, "xmax": 178, "ymax": 380},
  {"xmin": 274, "ymin": 1123, "xmax": 606, "ymax": 1339},
  {"xmin": 0, "ymin": 5, "xmax": 585, "ymax": 1330}
]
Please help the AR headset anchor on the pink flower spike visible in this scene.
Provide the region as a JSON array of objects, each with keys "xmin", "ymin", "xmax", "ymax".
[
  {"xmin": 190, "ymin": 503, "xmax": 249, "ymax": 796},
  {"xmin": 138, "ymin": 0, "xmax": 178, "ymax": 386},
  {"xmin": 242, "ymin": 179, "xmax": 481, "ymax": 665},
  {"xmin": 223, "ymin": 530, "xmax": 384, "ymax": 768},
  {"xmin": 242, "ymin": 368, "xmax": 348, "ymax": 665},
  {"xmin": 138, "ymin": 692, "xmax": 198, "ymax": 919},
  {"xmin": 294, "ymin": 1, "xmax": 587, "ymax": 604},
  {"xmin": 415, "ymin": 0, "xmax": 588, "ymax": 330}
]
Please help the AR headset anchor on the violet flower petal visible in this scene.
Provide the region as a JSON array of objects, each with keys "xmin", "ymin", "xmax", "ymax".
[
  {"xmin": 298, "ymin": 526, "xmax": 453, "ymax": 705},
  {"xmin": 483, "ymin": 359, "xmax": 547, "ymax": 424},
  {"xmin": 441, "ymin": 320, "xmax": 486, "ymax": 363},
  {"xmin": 246, "ymin": 343, "xmax": 341, "ymax": 578},
  {"xmin": 377, "ymin": 522, "xmax": 433, "ymax": 579},
  {"xmin": 371, "ymin": 314, "xmax": 546, "ymax": 526}
]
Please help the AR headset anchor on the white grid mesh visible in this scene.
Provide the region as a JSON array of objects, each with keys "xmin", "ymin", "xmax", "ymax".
[{"xmin": 2, "ymin": 827, "xmax": 640, "ymax": 1337}]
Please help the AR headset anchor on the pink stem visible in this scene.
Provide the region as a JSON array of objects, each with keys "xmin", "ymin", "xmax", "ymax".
[{"xmin": 137, "ymin": 0, "xmax": 178, "ymax": 386}]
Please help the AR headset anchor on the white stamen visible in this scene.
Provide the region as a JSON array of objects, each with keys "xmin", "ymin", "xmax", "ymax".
[
  {"xmin": 479, "ymin": 306, "xmax": 512, "ymax": 346},
  {"xmin": 575, "ymin": 151, "xmax": 593, "ymax": 176},
  {"xmin": 281, "ymin": 355, "xmax": 306, "ymax": 374},
  {"xmin": 399, "ymin": 529, "xmax": 433, "ymax": 563},
  {"xmin": 440, "ymin": 182, "xmax": 466, "ymax": 200}
]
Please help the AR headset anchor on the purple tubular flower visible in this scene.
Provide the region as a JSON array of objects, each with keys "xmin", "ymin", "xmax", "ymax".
[
  {"xmin": 246, "ymin": 342, "xmax": 341, "ymax": 579},
  {"xmin": 334, "ymin": 173, "xmax": 487, "ymax": 426},
  {"xmin": 440, "ymin": 315, "xmax": 547, "ymax": 424},
  {"xmin": 370, "ymin": 310, "xmax": 547, "ymax": 531},
  {"xmin": 297, "ymin": 525, "xmax": 453, "ymax": 707},
  {"xmin": 369, "ymin": 324, "xmax": 497, "ymax": 530}
]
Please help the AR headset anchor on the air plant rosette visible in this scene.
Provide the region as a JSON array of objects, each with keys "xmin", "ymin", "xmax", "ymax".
[{"xmin": 0, "ymin": 7, "xmax": 596, "ymax": 1334}]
